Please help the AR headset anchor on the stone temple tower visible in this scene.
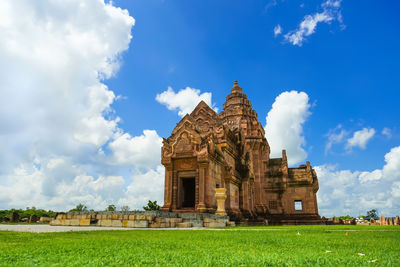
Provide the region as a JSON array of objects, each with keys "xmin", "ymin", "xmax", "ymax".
[{"xmin": 161, "ymin": 81, "xmax": 321, "ymax": 224}]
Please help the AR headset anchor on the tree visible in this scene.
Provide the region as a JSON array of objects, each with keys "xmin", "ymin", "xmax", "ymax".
[
  {"xmin": 143, "ymin": 200, "xmax": 160, "ymax": 211},
  {"xmin": 69, "ymin": 204, "xmax": 87, "ymax": 212},
  {"xmin": 121, "ymin": 206, "xmax": 130, "ymax": 212},
  {"xmin": 105, "ymin": 204, "xmax": 116, "ymax": 212},
  {"xmin": 338, "ymin": 215, "xmax": 353, "ymax": 221},
  {"xmin": 366, "ymin": 209, "xmax": 378, "ymax": 218}
]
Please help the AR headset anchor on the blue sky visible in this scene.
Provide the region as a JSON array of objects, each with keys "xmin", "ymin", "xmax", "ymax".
[
  {"xmin": 108, "ymin": 0, "xmax": 400, "ymax": 171},
  {"xmin": 0, "ymin": 0, "xmax": 399, "ymax": 217}
]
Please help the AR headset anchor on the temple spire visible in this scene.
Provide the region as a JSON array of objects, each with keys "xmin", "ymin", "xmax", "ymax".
[{"xmin": 231, "ymin": 80, "xmax": 243, "ymax": 94}]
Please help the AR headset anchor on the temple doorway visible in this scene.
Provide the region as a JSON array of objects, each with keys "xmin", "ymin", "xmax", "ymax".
[{"xmin": 181, "ymin": 178, "xmax": 195, "ymax": 208}]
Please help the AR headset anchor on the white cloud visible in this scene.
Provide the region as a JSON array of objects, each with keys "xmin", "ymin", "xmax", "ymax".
[
  {"xmin": 0, "ymin": 0, "xmax": 164, "ymax": 211},
  {"xmin": 382, "ymin": 146, "xmax": 400, "ymax": 181},
  {"xmin": 156, "ymin": 86, "xmax": 218, "ymax": 117},
  {"xmin": 359, "ymin": 170, "xmax": 382, "ymax": 183},
  {"xmin": 109, "ymin": 130, "xmax": 162, "ymax": 170},
  {"xmin": 324, "ymin": 124, "xmax": 348, "ymax": 154},
  {"xmin": 264, "ymin": 0, "xmax": 277, "ymax": 12},
  {"xmin": 119, "ymin": 166, "xmax": 165, "ymax": 209},
  {"xmin": 284, "ymin": 0, "xmax": 343, "ymax": 46},
  {"xmin": 345, "ymin": 127, "xmax": 375, "ymax": 151},
  {"xmin": 274, "ymin": 24, "xmax": 282, "ymax": 37},
  {"xmin": 382, "ymin": 127, "xmax": 392, "ymax": 139},
  {"xmin": 264, "ymin": 91, "xmax": 311, "ymax": 165},
  {"xmin": 392, "ymin": 182, "xmax": 400, "ymax": 198},
  {"xmin": 316, "ymin": 145, "xmax": 400, "ymax": 217}
]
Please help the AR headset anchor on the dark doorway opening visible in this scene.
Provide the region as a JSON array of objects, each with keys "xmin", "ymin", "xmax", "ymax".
[{"xmin": 182, "ymin": 178, "xmax": 195, "ymax": 208}]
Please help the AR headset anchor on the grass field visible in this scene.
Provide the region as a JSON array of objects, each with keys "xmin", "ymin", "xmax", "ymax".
[{"xmin": 1, "ymin": 225, "xmax": 399, "ymax": 266}]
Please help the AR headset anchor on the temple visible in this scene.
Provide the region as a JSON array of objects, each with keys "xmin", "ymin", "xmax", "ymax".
[{"xmin": 161, "ymin": 81, "xmax": 321, "ymax": 224}]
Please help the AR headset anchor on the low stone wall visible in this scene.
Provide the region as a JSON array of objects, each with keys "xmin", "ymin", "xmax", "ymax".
[{"xmin": 50, "ymin": 211, "xmax": 235, "ymax": 228}]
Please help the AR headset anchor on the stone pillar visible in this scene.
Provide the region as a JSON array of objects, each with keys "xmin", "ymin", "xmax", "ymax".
[
  {"xmin": 195, "ymin": 169, "xmax": 199, "ymax": 206},
  {"xmin": 162, "ymin": 165, "xmax": 172, "ymax": 211},
  {"xmin": 242, "ymin": 180, "xmax": 249, "ymax": 211},
  {"xmin": 215, "ymin": 188, "xmax": 227, "ymax": 216},
  {"xmin": 224, "ymin": 179, "xmax": 230, "ymax": 211},
  {"xmin": 197, "ymin": 164, "xmax": 207, "ymax": 212},
  {"xmin": 394, "ymin": 216, "xmax": 399, "ymax": 225},
  {"xmin": 171, "ymin": 170, "xmax": 178, "ymax": 210},
  {"xmin": 313, "ymin": 190, "xmax": 319, "ymax": 215}
]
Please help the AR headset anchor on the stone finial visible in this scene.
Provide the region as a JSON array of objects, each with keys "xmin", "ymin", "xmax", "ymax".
[
  {"xmin": 394, "ymin": 216, "xmax": 399, "ymax": 225},
  {"xmin": 231, "ymin": 80, "xmax": 243, "ymax": 94},
  {"xmin": 380, "ymin": 215, "xmax": 385, "ymax": 225},
  {"xmin": 282, "ymin": 149, "xmax": 287, "ymax": 162},
  {"xmin": 306, "ymin": 161, "xmax": 311, "ymax": 172}
]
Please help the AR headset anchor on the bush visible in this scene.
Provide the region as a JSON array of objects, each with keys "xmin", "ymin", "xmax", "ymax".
[
  {"xmin": 143, "ymin": 200, "xmax": 160, "ymax": 211},
  {"xmin": 0, "ymin": 207, "xmax": 57, "ymax": 220},
  {"xmin": 69, "ymin": 204, "xmax": 88, "ymax": 212},
  {"xmin": 105, "ymin": 204, "xmax": 116, "ymax": 212}
]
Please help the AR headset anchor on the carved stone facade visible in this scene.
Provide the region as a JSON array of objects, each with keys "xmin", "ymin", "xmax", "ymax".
[{"xmin": 161, "ymin": 81, "xmax": 321, "ymax": 224}]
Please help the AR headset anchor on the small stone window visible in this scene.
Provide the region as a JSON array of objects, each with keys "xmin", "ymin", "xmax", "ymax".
[
  {"xmin": 269, "ymin": 201, "xmax": 277, "ymax": 210},
  {"xmin": 294, "ymin": 200, "xmax": 303, "ymax": 211}
]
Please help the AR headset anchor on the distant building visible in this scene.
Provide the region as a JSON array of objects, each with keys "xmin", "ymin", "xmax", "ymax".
[{"xmin": 161, "ymin": 81, "xmax": 321, "ymax": 224}]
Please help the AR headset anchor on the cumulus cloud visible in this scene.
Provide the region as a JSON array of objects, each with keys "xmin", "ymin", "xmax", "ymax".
[
  {"xmin": 284, "ymin": 0, "xmax": 343, "ymax": 46},
  {"xmin": 0, "ymin": 0, "xmax": 163, "ymax": 211},
  {"xmin": 118, "ymin": 166, "xmax": 165, "ymax": 209},
  {"xmin": 156, "ymin": 86, "xmax": 218, "ymax": 117},
  {"xmin": 274, "ymin": 24, "xmax": 282, "ymax": 37},
  {"xmin": 264, "ymin": 91, "xmax": 311, "ymax": 165},
  {"xmin": 345, "ymin": 127, "xmax": 375, "ymax": 151},
  {"xmin": 316, "ymin": 145, "xmax": 400, "ymax": 217},
  {"xmin": 109, "ymin": 130, "xmax": 162, "ymax": 169}
]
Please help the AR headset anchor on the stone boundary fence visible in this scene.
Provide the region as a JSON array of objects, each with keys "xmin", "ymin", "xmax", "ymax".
[
  {"xmin": 326, "ymin": 215, "xmax": 399, "ymax": 225},
  {"xmin": 51, "ymin": 211, "xmax": 235, "ymax": 228},
  {"xmin": 375, "ymin": 215, "xmax": 400, "ymax": 225}
]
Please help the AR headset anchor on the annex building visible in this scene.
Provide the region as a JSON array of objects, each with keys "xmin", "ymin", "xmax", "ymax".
[{"xmin": 161, "ymin": 81, "xmax": 321, "ymax": 224}]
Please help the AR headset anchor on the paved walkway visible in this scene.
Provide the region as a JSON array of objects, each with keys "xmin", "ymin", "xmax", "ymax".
[
  {"xmin": 0, "ymin": 224, "xmax": 282, "ymax": 233},
  {"xmin": 3, "ymin": 225, "xmax": 396, "ymax": 233}
]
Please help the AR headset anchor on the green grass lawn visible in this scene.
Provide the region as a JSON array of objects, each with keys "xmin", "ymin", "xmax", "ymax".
[{"xmin": 1, "ymin": 225, "xmax": 399, "ymax": 266}]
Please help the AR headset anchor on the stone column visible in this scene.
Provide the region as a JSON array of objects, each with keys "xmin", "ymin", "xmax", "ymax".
[
  {"xmin": 197, "ymin": 164, "xmax": 207, "ymax": 212},
  {"xmin": 171, "ymin": 170, "xmax": 178, "ymax": 210},
  {"xmin": 313, "ymin": 190, "xmax": 319, "ymax": 215},
  {"xmin": 161, "ymin": 165, "xmax": 172, "ymax": 211},
  {"xmin": 195, "ymin": 169, "xmax": 199, "ymax": 207},
  {"xmin": 224, "ymin": 179, "xmax": 230, "ymax": 211},
  {"xmin": 242, "ymin": 180, "xmax": 249, "ymax": 211}
]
